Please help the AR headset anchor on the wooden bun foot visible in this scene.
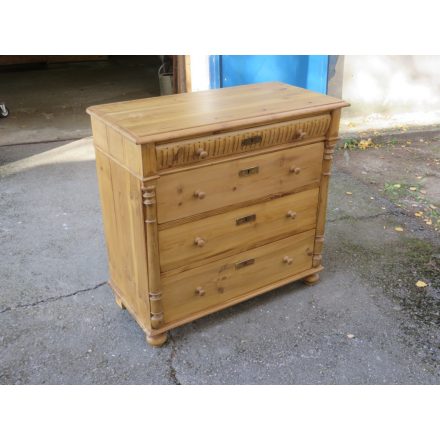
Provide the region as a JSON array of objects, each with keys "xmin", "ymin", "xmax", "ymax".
[
  {"xmin": 115, "ymin": 295, "xmax": 126, "ymax": 309},
  {"xmin": 146, "ymin": 332, "xmax": 168, "ymax": 347},
  {"xmin": 303, "ymin": 273, "xmax": 320, "ymax": 286}
]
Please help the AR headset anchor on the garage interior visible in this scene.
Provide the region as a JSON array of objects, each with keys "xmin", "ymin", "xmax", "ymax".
[{"xmin": 0, "ymin": 55, "xmax": 186, "ymax": 146}]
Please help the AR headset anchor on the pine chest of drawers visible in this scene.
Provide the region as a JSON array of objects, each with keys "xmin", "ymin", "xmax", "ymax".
[{"xmin": 87, "ymin": 82, "xmax": 348, "ymax": 346}]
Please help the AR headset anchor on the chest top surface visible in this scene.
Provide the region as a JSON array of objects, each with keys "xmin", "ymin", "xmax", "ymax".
[{"xmin": 87, "ymin": 82, "xmax": 349, "ymax": 145}]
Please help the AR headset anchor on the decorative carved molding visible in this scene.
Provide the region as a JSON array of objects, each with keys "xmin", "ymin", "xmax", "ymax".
[
  {"xmin": 142, "ymin": 184, "xmax": 164, "ymax": 329},
  {"xmin": 312, "ymin": 254, "xmax": 322, "ymax": 268},
  {"xmin": 143, "ymin": 186, "xmax": 156, "ymax": 205},
  {"xmin": 156, "ymin": 114, "xmax": 332, "ymax": 169},
  {"xmin": 143, "ymin": 186, "xmax": 157, "ymax": 223},
  {"xmin": 326, "ymin": 135, "xmax": 340, "ymax": 143},
  {"xmin": 315, "ymin": 235, "xmax": 325, "ymax": 245},
  {"xmin": 312, "ymin": 235, "xmax": 325, "ymax": 265},
  {"xmin": 323, "ymin": 142, "xmax": 335, "ymax": 161},
  {"xmin": 149, "ymin": 291, "xmax": 164, "ymax": 329}
]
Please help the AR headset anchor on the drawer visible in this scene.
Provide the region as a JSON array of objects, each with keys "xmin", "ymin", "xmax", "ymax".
[
  {"xmin": 156, "ymin": 142, "xmax": 324, "ymax": 224},
  {"xmin": 159, "ymin": 188, "xmax": 319, "ymax": 272},
  {"xmin": 161, "ymin": 229, "xmax": 315, "ymax": 325},
  {"xmin": 155, "ymin": 114, "xmax": 331, "ymax": 170}
]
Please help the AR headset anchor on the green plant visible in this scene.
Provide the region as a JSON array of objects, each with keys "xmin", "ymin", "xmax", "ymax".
[{"xmin": 342, "ymin": 138, "xmax": 359, "ymax": 150}]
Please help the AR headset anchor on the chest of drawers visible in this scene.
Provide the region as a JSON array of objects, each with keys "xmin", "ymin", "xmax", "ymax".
[{"xmin": 87, "ymin": 82, "xmax": 348, "ymax": 347}]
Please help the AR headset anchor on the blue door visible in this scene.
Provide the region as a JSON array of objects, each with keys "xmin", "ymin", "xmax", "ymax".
[{"xmin": 209, "ymin": 55, "xmax": 329, "ymax": 94}]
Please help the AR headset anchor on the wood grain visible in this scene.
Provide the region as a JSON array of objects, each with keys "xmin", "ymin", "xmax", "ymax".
[
  {"xmin": 312, "ymin": 108, "xmax": 341, "ymax": 268},
  {"xmin": 91, "ymin": 115, "xmax": 143, "ymax": 177},
  {"xmin": 87, "ymin": 82, "xmax": 349, "ymax": 144},
  {"xmin": 156, "ymin": 114, "xmax": 331, "ymax": 169},
  {"xmin": 94, "ymin": 149, "xmax": 150, "ymax": 330},
  {"xmin": 157, "ymin": 181, "xmax": 320, "ymax": 230},
  {"xmin": 156, "ymin": 142, "xmax": 324, "ymax": 223},
  {"xmin": 161, "ymin": 230, "xmax": 315, "ymax": 324},
  {"xmin": 148, "ymin": 266, "xmax": 323, "ymax": 334},
  {"xmin": 143, "ymin": 184, "xmax": 164, "ymax": 330},
  {"xmin": 159, "ymin": 188, "xmax": 319, "ymax": 272},
  {"xmin": 89, "ymin": 82, "xmax": 347, "ymax": 346}
]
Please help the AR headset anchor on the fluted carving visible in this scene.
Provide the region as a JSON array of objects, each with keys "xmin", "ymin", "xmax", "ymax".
[{"xmin": 156, "ymin": 114, "xmax": 331, "ymax": 169}]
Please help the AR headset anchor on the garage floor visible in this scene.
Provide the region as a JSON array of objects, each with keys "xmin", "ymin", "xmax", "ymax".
[{"xmin": 0, "ymin": 56, "xmax": 161, "ymax": 146}]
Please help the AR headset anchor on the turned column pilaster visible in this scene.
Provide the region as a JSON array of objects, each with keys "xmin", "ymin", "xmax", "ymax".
[
  {"xmin": 312, "ymin": 109, "xmax": 341, "ymax": 269},
  {"xmin": 142, "ymin": 184, "xmax": 164, "ymax": 329}
]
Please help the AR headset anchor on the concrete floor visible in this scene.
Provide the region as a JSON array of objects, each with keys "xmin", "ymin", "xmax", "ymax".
[
  {"xmin": 0, "ymin": 135, "xmax": 439, "ymax": 384},
  {"xmin": 0, "ymin": 56, "xmax": 161, "ymax": 146}
]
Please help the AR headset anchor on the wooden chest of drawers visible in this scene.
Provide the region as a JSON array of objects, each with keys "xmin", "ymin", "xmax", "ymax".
[{"xmin": 87, "ymin": 82, "xmax": 348, "ymax": 346}]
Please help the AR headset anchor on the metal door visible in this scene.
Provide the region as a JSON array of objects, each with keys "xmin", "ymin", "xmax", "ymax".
[{"xmin": 209, "ymin": 55, "xmax": 329, "ymax": 94}]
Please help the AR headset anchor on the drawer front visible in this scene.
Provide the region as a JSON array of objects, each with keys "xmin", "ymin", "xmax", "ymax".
[
  {"xmin": 155, "ymin": 114, "xmax": 330, "ymax": 170},
  {"xmin": 159, "ymin": 188, "xmax": 319, "ymax": 272},
  {"xmin": 156, "ymin": 142, "xmax": 324, "ymax": 224},
  {"xmin": 161, "ymin": 229, "xmax": 315, "ymax": 324}
]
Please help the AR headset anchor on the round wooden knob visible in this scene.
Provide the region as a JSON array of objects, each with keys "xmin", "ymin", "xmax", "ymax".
[
  {"xmin": 194, "ymin": 237, "xmax": 205, "ymax": 247},
  {"xmin": 298, "ymin": 131, "xmax": 307, "ymax": 139},
  {"xmin": 197, "ymin": 148, "xmax": 208, "ymax": 159},
  {"xmin": 195, "ymin": 286, "xmax": 205, "ymax": 296},
  {"xmin": 286, "ymin": 210, "xmax": 297, "ymax": 219},
  {"xmin": 283, "ymin": 256, "xmax": 293, "ymax": 265},
  {"xmin": 194, "ymin": 190, "xmax": 206, "ymax": 199},
  {"xmin": 289, "ymin": 166, "xmax": 301, "ymax": 175}
]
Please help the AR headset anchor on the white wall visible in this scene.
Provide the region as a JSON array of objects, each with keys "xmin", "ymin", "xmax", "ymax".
[
  {"xmin": 189, "ymin": 55, "xmax": 210, "ymax": 92},
  {"xmin": 341, "ymin": 55, "xmax": 440, "ymax": 130}
]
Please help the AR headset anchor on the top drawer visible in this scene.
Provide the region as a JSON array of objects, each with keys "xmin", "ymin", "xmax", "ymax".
[{"xmin": 155, "ymin": 114, "xmax": 331, "ymax": 170}]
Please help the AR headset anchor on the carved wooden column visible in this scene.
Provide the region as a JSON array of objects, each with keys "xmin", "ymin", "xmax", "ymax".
[
  {"xmin": 143, "ymin": 184, "xmax": 167, "ymax": 346},
  {"xmin": 304, "ymin": 109, "xmax": 341, "ymax": 285}
]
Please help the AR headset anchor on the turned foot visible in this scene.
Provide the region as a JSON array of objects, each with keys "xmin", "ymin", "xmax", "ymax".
[
  {"xmin": 146, "ymin": 332, "xmax": 168, "ymax": 347},
  {"xmin": 303, "ymin": 273, "xmax": 320, "ymax": 286},
  {"xmin": 115, "ymin": 295, "xmax": 126, "ymax": 309}
]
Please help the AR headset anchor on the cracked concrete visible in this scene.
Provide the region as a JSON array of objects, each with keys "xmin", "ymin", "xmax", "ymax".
[
  {"xmin": 167, "ymin": 333, "xmax": 181, "ymax": 385},
  {"xmin": 327, "ymin": 211, "xmax": 389, "ymax": 223},
  {"xmin": 0, "ymin": 281, "xmax": 107, "ymax": 314},
  {"xmin": 0, "ymin": 138, "xmax": 107, "ymax": 311},
  {"xmin": 0, "ymin": 137, "xmax": 439, "ymax": 384}
]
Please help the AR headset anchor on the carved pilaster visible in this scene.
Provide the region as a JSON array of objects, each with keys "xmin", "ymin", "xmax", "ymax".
[
  {"xmin": 143, "ymin": 185, "xmax": 164, "ymax": 329},
  {"xmin": 324, "ymin": 141, "xmax": 336, "ymax": 160},
  {"xmin": 312, "ymin": 108, "xmax": 341, "ymax": 270},
  {"xmin": 312, "ymin": 235, "xmax": 325, "ymax": 268},
  {"xmin": 149, "ymin": 291, "xmax": 164, "ymax": 329},
  {"xmin": 313, "ymin": 235, "xmax": 325, "ymax": 255}
]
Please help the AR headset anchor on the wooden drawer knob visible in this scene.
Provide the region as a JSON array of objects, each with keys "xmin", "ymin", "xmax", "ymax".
[
  {"xmin": 193, "ymin": 190, "xmax": 206, "ymax": 199},
  {"xmin": 298, "ymin": 131, "xmax": 307, "ymax": 139},
  {"xmin": 196, "ymin": 148, "xmax": 208, "ymax": 159},
  {"xmin": 195, "ymin": 286, "xmax": 205, "ymax": 296},
  {"xmin": 283, "ymin": 256, "xmax": 293, "ymax": 265},
  {"xmin": 289, "ymin": 166, "xmax": 301, "ymax": 175},
  {"xmin": 194, "ymin": 237, "xmax": 206, "ymax": 247},
  {"xmin": 286, "ymin": 210, "xmax": 297, "ymax": 219}
]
